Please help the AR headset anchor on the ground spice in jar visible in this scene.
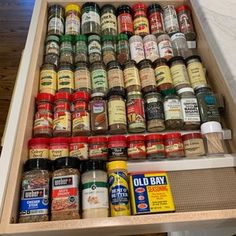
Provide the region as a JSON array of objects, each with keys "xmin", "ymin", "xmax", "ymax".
[
  {"xmin": 69, "ymin": 137, "xmax": 89, "ymax": 161},
  {"xmin": 28, "ymin": 138, "xmax": 50, "ymax": 159},
  {"xmin": 101, "ymin": 4, "xmax": 117, "ymax": 36},
  {"xmin": 143, "ymin": 34, "xmax": 159, "ymax": 63},
  {"xmin": 59, "ymin": 35, "xmax": 74, "ymax": 65},
  {"xmin": 116, "ymin": 33, "xmax": 130, "ymax": 66},
  {"xmin": 101, "ymin": 35, "xmax": 116, "ymax": 66},
  {"xmin": 108, "ymin": 135, "xmax": 127, "ymax": 161},
  {"xmin": 58, "ymin": 64, "xmax": 74, "ymax": 94},
  {"xmin": 65, "ymin": 4, "xmax": 81, "ymax": 35},
  {"xmin": 74, "ymin": 35, "xmax": 88, "ymax": 64},
  {"xmin": 127, "ymin": 135, "xmax": 146, "ymax": 160},
  {"xmin": 129, "ymin": 35, "xmax": 145, "ymax": 64},
  {"xmin": 157, "ymin": 34, "xmax": 174, "ymax": 60},
  {"xmin": 44, "ymin": 35, "xmax": 60, "ymax": 67},
  {"xmin": 146, "ymin": 134, "xmax": 165, "ymax": 160},
  {"xmin": 88, "ymin": 35, "xmax": 102, "ymax": 64},
  {"xmin": 88, "ymin": 136, "xmax": 108, "ymax": 160},
  {"xmin": 19, "ymin": 158, "xmax": 51, "ymax": 223},
  {"xmin": 51, "ymin": 157, "xmax": 80, "ymax": 221},
  {"xmin": 49, "ymin": 137, "xmax": 69, "ymax": 161},
  {"xmin": 163, "ymin": 5, "xmax": 180, "ymax": 34}
]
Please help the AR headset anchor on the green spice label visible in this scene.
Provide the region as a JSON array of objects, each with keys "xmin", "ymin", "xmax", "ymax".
[{"xmin": 91, "ymin": 69, "xmax": 108, "ymax": 90}]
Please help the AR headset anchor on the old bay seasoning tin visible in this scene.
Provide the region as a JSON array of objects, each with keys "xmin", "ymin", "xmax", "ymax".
[{"xmin": 129, "ymin": 172, "xmax": 175, "ymax": 214}]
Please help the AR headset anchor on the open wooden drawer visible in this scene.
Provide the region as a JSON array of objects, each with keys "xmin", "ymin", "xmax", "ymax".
[{"xmin": 1, "ymin": 0, "xmax": 236, "ymax": 235}]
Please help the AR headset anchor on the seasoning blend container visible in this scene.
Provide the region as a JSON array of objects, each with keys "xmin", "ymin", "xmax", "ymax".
[
  {"xmin": 101, "ymin": 4, "xmax": 117, "ymax": 36},
  {"xmin": 44, "ymin": 35, "xmax": 60, "ymax": 67},
  {"xmin": 143, "ymin": 34, "xmax": 159, "ymax": 63},
  {"xmin": 59, "ymin": 35, "xmax": 74, "ymax": 65},
  {"xmin": 88, "ymin": 136, "xmax": 108, "ymax": 160},
  {"xmin": 101, "ymin": 35, "xmax": 116, "ymax": 65},
  {"xmin": 127, "ymin": 135, "xmax": 146, "ymax": 161},
  {"xmin": 116, "ymin": 34, "xmax": 130, "ymax": 65},
  {"xmin": 88, "ymin": 35, "xmax": 102, "ymax": 65},
  {"xmin": 157, "ymin": 34, "xmax": 174, "ymax": 60},
  {"xmin": 49, "ymin": 137, "xmax": 69, "ymax": 161},
  {"xmin": 28, "ymin": 138, "xmax": 50, "ymax": 159},
  {"xmin": 74, "ymin": 35, "xmax": 88, "ymax": 64},
  {"xmin": 146, "ymin": 134, "xmax": 165, "ymax": 160},
  {"xmin": 163, "ymin": 5, "xmax": 180, "ymax": 34},
  {"xmin": 69, "ymin": 137, "xmax": 88, "ymax": 161},
  {"xmin": 57, "ymin": 64, "xmax": 74, "ymax": 93},
  {"xmin": 65, "ymin": 4, "xmax": 81, "ymax": 35},
  {"xmin": 129, "ymin": 35, "xmax": 145, "ymax": 64}
]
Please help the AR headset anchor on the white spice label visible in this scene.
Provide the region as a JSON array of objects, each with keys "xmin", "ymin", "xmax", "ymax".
[
  {"xmin": 181, "ymin": 98, "xmax": 200, "ymax": 122},
  {"xmin": 164, "ymin": 99, "xmax": 183, "ymax": 120},
  {"xmin": 130, "ymin": 42, "xmax": 145, "ymax": 63},
  {"xmin": 82, "ymin": 11, "xmax": 100, "ymax": 25}
]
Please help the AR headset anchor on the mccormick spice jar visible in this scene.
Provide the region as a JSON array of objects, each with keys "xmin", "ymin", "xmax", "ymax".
[
  {"xmin": 28, "ymin": 138, "xmax": 50, "ymax": 159},
  {"xmin": 19, "ymin": 158, "xmax": 51, "ymax": 223},
  {"xmin": 108, "ymin": 136, "xmax": 127, "ymax": 161},
  {"xmin": 143, "ymin": 34, "xmax": 159, "ymax": 63},
  {"xmin": 129, "ymin": 35, "xmax": 145, "ymax": 64},
  {"xmin": 88, "ymin": 136, "xmax": 108, "ymax": 160},
  {"xmin": 44, "ymin": 35, "xmax": 60, "ymax": 67},
  {"xmin": 59, "ymin": 35, "xmax": 74, "ymax": 65},
  {"xmin": 69, "ymin": 137, "xmax": 89, "ymax": 161},
  {"xmin": 163, "ymin": 5, "xmax": 180, "ymax": 34},
  {"xmin": 51, "ymin": 157, "xmax": 80, "ymax": 221},
  {"xmin": 65, "ymin": 4, "xmax": 81, "ymax": 35},
  {"xmin": 88, "ymin": 35, "xmax": 102, "ymax": 65},
  {"xmin": 74, "ymin": 35, "xmax": 88, "ymax": 64},
  {"xmin": 49, "ymin": 137, "xmax": 69, "ymax": 161},
  {"xmin": 101, "ymin": 4, "xmax": 117, "ymax": 36},
  {"xmin": 116, "ymin": 33, "xmax": 130, "ymax": 66},
  {"xmin": 101, "ymin": 35, "xmax": 116, "ymax": 66},
  {"xmin": 57, "ymin": 64, "xmax": 74, "ymax": 94},
  {"xmin": 157, "ymin": 34, "xmax": 174, "ymax": 60},
  {"xmin": 127, "ymin": 135, "xmax": 146, "ymax": 160},
  {"xmin": 146, "ymin": 134, "xmax": 165, "ymax": 160}
]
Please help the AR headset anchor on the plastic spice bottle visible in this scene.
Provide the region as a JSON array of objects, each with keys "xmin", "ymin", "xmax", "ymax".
[
  {"xmin": 88, "ymin": 136, "xmax": 108, "ymax": 160},
  {"xmin": 127, "ymin": 135, "xmax": 146, "ymax": 160},
  {"xmin": 49, "ymin": 137, "xmax": 69, "ymax": 161},
  {"xmin": 65, "ymin": 4, "xmax": 81, "ymax": 35},
  {"xmin": 51, "ymin": 157, "xmax": 80, "ymax": 221},
  {"xmin": 107, "ymin": 161, "xmax": 131, "ymax": 216},
  {"xmin": 69, "ymin": 137, "xmax": 89, "ymax": 161},
  {"xmin": 74, "ymin": 35, "xmax": 88, "ymax": 64},
  {"xmin": 58, "ymin": 64, "xmax": 74, "ymax": 94},
  {"xmin": 157, "ymin": 34, "xmax": 174, "ymax": 60},
  {"xmin": 59, "ymin": 35, "xmax": 74, "ymax": 65},
  {"xmin": 129, "ymin": 35, "xmax": 145, "ymax": 64},
  {"xmin": 101, "ymin": 4, "xmax": 117, "ymax": 36},
  {"xmin": 19, "ymin": 158, "xmax": 51, "ymax": 223},
  {"xmin": 81, "ymin": 160, "xmax": 108, "ymax": 219},
  {"xmin": 132, "ymin": 3, "xmax": 150, "ymax": 36},
  {"xmin": 53, "ymin": 92, "xmax": 71, "ymax": 137},
  {"xmin": 143, "ymin": 34, "xmax": 159, "ymax": 62},
  {"xmin": 72, "ymin": 91, "xmax": 91, "ymax": 136},
  {"xmin": 44, "ymin": 35, "xmax": 60, "ymax": 67},
  {"xmin": 117, "ymin": 5, "xmax": 134, "ymax": 37},
  {"xmin": 163, "ymin": 5, "xmax": 180, "ymax": 34},
  {"xmin": 147, "ymin": 4, "xmax": 164, "ymax": 36},
  {"xmin": 116, "ymin": 33, "xmax": 130, "ymax": 65},
  {"xmin": 28, "ymin": 138, "xmax": 50, "ymax": 159},
  {"xmin": 88, "ymin": 35, "xmax": 102, "ymax": 64},
  {"xmin": 101, "ymin": 35, "xmax": 116, "ymax": 66},
  {"xmin": 33, "ymin": 93, "xmax": 54, "ymax": 138},
  {"xmin": 108, "ymin": 136, "xmax": 127, "ymax": 161},
  {"xmin": 146, "ymin": 134, "xmax": 165, "ymax": 160}
]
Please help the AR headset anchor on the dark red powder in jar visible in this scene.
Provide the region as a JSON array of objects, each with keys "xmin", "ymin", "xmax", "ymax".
[
  {"xmin": 88, "ymin": 136, "xmax": 108, "ymax": 160},
  {"xmin": 127, "ymin": 135, "xmax": 146, "ymax": 161},
  {"xmin": 108, "ymin": 135, "xmax": 127, "ymax": 161}
]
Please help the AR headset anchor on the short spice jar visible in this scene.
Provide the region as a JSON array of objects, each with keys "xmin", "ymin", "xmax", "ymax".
[
  {"xmin": 157, "ymin": 34, "xmax": 174, "ymax": 60},
  {"xmin": 116, "ymin": 33, "xmax": 130, "ymax": 65},
  {"xmin": 88, "ymin": 136, "xmax": 108, "ymax": 161},
  {"xmin": 59, "ymin": 35, "xmax": 74, "ymax": 65},
  {"xmin": 101, "ymin": 35, "xmax": 116, "ymax": 66},
  {"xmin": 127, "ymin": 135, "xmax": 146, "ymax": 161},
  {"xmin": 69, "ymin": 136, "xmax": 89, "ymax": 161},
  {"xmin": 129, "ymin": 35, "xmax": 145, "ymax": 64},
  {"xmin": 101, "ymin": 4, "xmax": 117, "ymax": 36},
  {"xmin": 51, "ymin": 157, "xmax": 80, "ymax": 221},
  {"xmin": 74, "ymin": 35, "xmax": 88, "ymax": 64},
  {"xmin": 57, "ymin": 64, "xmax": 74, "ymax": 94},
  {"xmin": 163, "ymin": 5, "xmax": 180, "ymax": 34},
  {"xmin": 143, "ymin": 34, "xmax": 159, "ymax": 63},
  {"xmin": 44, "ymin": 35, "xmax": 60, "ymax": 67},
  {"xmin": 19, "ymin": 158, "xmax": 51, "ymax": 223},
  {"xmin": 65, "ymin": 3, "xmax": 81, "ymax": 35},
  {"xmin": 146, "ymin": 134, "xmax": 165, "ymax": 160},
  {"xmin": 108, "ymin": 135, "xmax": 127, "ymax": 161},
  {"xmin": 49, "ymin": 137, "xmax": 69, "ymax": 161},
  {"xmin": 28, "ymin": 138, "xmax": 50, "ymax": 159},
  {"xmin": 88, "ymin": 35, "xmax": 102, "ymax": 64}
]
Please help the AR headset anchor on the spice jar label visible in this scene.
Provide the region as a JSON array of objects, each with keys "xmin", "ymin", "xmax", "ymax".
[
  {"xmin": 75, "ymin": 69, "xmax": 91, "ymax": 90},
  {"xmin": 133, "ymin": 17, "xmax": 149, "ymax": 35},
  {"xmin": 108, "ymin": 100, "xmax": 127, "ymax": 125},
  {"xmin": 50, "ymin": 146, "xmax": 69, "ymax": 160},
  {"xmin": 40, "ymin": 70, "xmax": 57, "ymax": 95},
  {"xmin": 155, "ymin": 65, "xmax": 173, "ymax": 86},
  {"xmin": 170, "ymin": 64, "xmax": 190, "ymax": 87},
  {"xmin": 91, "ymin": 69, "xmax": 108, "ymax": 90},
  {"xmin": 181, "ymin": 98, "xmax": 200, "ymax": 122},
  {"xmin": 164, "ymin": 13, "xmax": 179, "ymax": 33},
  {"xmin": 48, "ymin": 17, "xmax": 64, "ymax": 35},
  {"xmin": 145, "ymin": 98, "xmax": 165, "ymax": 120},
  {"xmin": 130, "ymin": 42, "xmax": 145, "ymax": 63},
  {"xmin": 124, "ymin": 67, "xmax": 141, "ymax": 88},
  {"xmin": 108, "ymin": 68, "xmax": 125, "ymax": 88},
  {"xmin": 73, "ymin": 111, "xmax": 90, "ymax": 132},
  {"xmin": 29, "ymin": 148, "xmax": 49, "ymax": 159},
  {"xmin": 101, "ymin": 13, "xmax": 117, "ymax": 31},
  {"xmin": 70, "ymin": 143, "xmax": 88, "ymax": 160},
  {"xmin": 46, "ymin": 41, "xmax": 59, "ymax": 55},
  {"xmin": 179, "ymin": 13, "xmax": 191, "ymax": 33},
  {"xmin": 88, "ymin": 40, "xmax": 102, "ymax": 55},
  {"xmin": 58, "ymin": 70, "xmax": 74, "ymax": 90},
  {"xmin": 165, "ymin": 143, "xmax": 184, "ymax": 154},
  {"xmin": 66, "ymin": 14, "xmax": 80, "ymax": 35},
  {"xmin": 53, "ymin": 111, "xmax": 71, "ymax": 132},
  {"xmin": 144, "ymin": 41, "xmax": 159, "ymax": 62},
  {"xmin": 91, "ymin": 101, "xmax": 108, "ymax": 131},
  {"xmin": 149, "ymin": 12, "xmax": 164, "ymax": 34},
  {"xmin": 140, "ymin": 68, "xmax": 156, "ymax": 88},
  {"xmin": 118, "ymin": 13, "xmax": 133, "ymax": 33},
  {"xmin": 183, "ymin": 139, "xmax": 205, "ymax": 156},
  {"xmin": 34, "ymin": 114, "xmax": 53, "ymax": 133},
  {"xmin": 128, "ymin": 144, "xmax": 146, "ymax": 158},
  {"xmin": 158, "ymin": 40, "xmax": 174, "ymax": 58},
  {"xmin": 89, "ymin": 145, "xmax": 108, "ymax": 159},
  {"xmin": 147, "ymin": 142, "xmax": 165, "ymax": 155},
  {"xmin": 164, "ymin": 99, "xmax": 183, "ymax": 120},
  {"xmin": 82, "ymin": 11, "xmax": 100, "ymax": 25}
]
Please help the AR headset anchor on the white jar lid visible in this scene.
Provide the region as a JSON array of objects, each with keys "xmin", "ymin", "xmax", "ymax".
[
  {"xmin": 201, "ymin": 121, "xmax": 222, "ymax": 134},
  {"xmin": 177, "ymin": 87, "xmax": 194, "ymax": 95}
]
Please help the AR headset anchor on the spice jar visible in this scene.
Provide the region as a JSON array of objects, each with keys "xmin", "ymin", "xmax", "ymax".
[
  {"xmin": 59, "ymin": 35, "xmax": 74, "ymax": 65},
  {"xmin": 182, "ymin": 133, "xmax": 205, "ymax": 157},
  {"xmin": 58, "ymin": 64, "xmax": 74, "ymax": 93},
  {"xmin": 88, "ymin": 136, "xmax": 108, "ymax": 160},
  {"xmin": 91, "ymin": 62, "xmax": 108, "ymax": 96},
  {"xmin": 44, "ymin": 35, "xmax": 60, "ymax": 67},
  {"xmin": 28, "ymin": 138, "xmax": 50, "ymax": 159},
  {"xmin": 88, "ymin": 35, "xmax": 102, "ymax": 64},
  {"xmin": 53, "ymin": 92, "xmax": 71, "ymax": 137},
  {"xmin": 124, "ymin": 60, "xmax": 141, "ymax": 93},
  {"xmin": 72, "ymin": 91, "xmax": 91, "ymax": 136},
  {"xmin": 201, "ymin": 122, "xmax": 226, "ymax": 156},
  {"xmin": 74, "ymin": 35, "xmax": 88, "ymax": 64},
  {"xmin": 143, "ymin": 34, "xmax": 159, "ymax": 62},
  {"xmin": 81, "ymin": 2, "xmax": 100, "ymax": 35},
  {"xmin": 107, "ymin": 161, "xmax": 131, "ymax": 217},
  {"xmin": 101, "ymin": 35, "xmax": 116, "ymax": 66},
  {"xmin": 127, "ymin": 135, "xmax": 146, "ymax": 160},
  {"xmin": 90, "ymin": 93, "xmax": 108, "ymax": 134},
  {"xmin": 70, "ymin": 137, "xmax": 88, "ymax": 161},
  {"xmin": 101, "ymin": 4, "xmax": 117, "ymax": 36},
  {"xmin": 74, "ymin": 62, "xmax": 91, "ymax": 94},
  {"xmin": 116, "ymin": 33, "xmax": 130, "ymax": 66},
  {"xmin": 47, "ymin": 4, "xmax": 64, "ymax": 36},
  {"xmin": 19, "ymin": 158, "xmax": 51, "ymax": 223},
  {"xmin": 127, "ymin": 91, "xmax": 146, "ymax": 133},
  {"xmin": 132, "ymin": 3, "xmax": 149, "ymax": 36},
  {"xmin": 147, "ymin": 4, "xmax": 164, "ymax": 36},
  {"xmin": 163, "ymin": 5, "xmax": 180, "ymax": 34},
  {"xmin": 146, "ymin": 134, "xmax": 165, "ymax": 160},
  {"xmin": 138, "ymin": 59, "xmax": 156, "ymax": 95},
  {"xmin": 164, "ymin": 133, "xmax": 184, "ymax": 158},
  {"xmin": 117, "ymin": 5, "xmax": 134, "ymax": 37},
  {"xmin": 108, "ymin": 95, "xmax": 127, "ymax": 134},
  {"xmin": 65, "ymin": 4, "xmax": 81, "ymax": 35},
  {"xmin": 169, "ymin": 56, "xmax": 191, "ymax": 90},
  {"xmin": 49, "ymin": 137, "xmax": 69, "ymax": 161},
  {"xmin": 39, "ymin": 63, "xmax": 57, "ymax": 95},
  {"xmin": 129, "ymin": 35, "xmax": 145, "ymax": 64},
  {"xmin": 176, "ymin": 5, "xmax": 196, "ymax": 41},
  {"xmin": 108, "ymin": 136, "xmax": 127, "ymax": 161},
  {"xmin": 51, "ymin": 157, "xmax": 80, "ymax": 221},
  {"xmin": 144, "ymin": 92, "xmax": 165, "ymax": 132},
  {"xmin": 164, "ymin": 93, "xmax": 183, "ymax": 130},
  {"xmin": 157, "ymin": 34, "xmax": 174, "ymax": 60},
  {"xmin": 33, "ymin": 93, "xmax": 54, "ymax": 138},
  {"xmin": 81, "ymin": 160, "xmax": 108, "ymax": 218}
]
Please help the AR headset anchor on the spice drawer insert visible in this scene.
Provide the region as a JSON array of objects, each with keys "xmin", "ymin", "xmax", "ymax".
[{"xmin": 1, "ymin": 0, "xmax": 236, "ymax": 235}]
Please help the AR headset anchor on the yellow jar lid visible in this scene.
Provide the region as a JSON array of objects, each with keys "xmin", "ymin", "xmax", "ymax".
[
  {"xmin": 65, "ymin": 4, "xmax": 81, "ymax": 15},
  {"xmin": 107, "ymin": 161, "xmax": 127, "ymax": 171}
]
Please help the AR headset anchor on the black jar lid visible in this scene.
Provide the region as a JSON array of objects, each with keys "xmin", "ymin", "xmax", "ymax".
[
  {"xmin": 48, "ymin": 4, "xmax": 65, "ymax": 14},
  {"xmin": 138, "ymin": 59, "xmax": 152, "ymax": 69},
  {"xmin": 147, "ymin": 3, "xmax": 163, "ymax": 14},
  {"xmin": 82, "ymin": 2, "xmax": 100, "ymax": 12},
  {"xmin": 153, "ymin": 58, "xmax": 168, "ymax": 67},
  {"xmin": 53, "ymin": 157, "xmax": 79, "ymax": 170},
  {"xmin": 168, "ymin": 56, "xmax": 185, "ymax": 66},
  {"xmin": 101, "ymin": 4, "xmax": 116, "ymax": 14},
  {"xmin": 81, "ymin": 160, "xmax": 107, "ymax": 173},
  {"xmin": 24, "ymin": 158, "xmax": 51, "ymax": 172},
  {"xmin": 185, "ymin": 55, "xmax": 202, "ymax": 63},
  {"xmin": 107, "ymin": 60, "xmax": 121, "ymax": 69},
  {"xmin": 116, "ymin": 5, "xmax": 132, "ymax": 16}
]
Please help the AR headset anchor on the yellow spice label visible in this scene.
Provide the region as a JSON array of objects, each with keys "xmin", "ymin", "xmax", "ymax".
[
  {"xmin": 29, "ymin": 149, "xmax": 49, "ymax": 159},
  {"xmin": 155, "ymin": 65, "xmax": 173, "ymax": 86},
  {"xmin": 170, "ymin": 64, "xmax": 190, "ymax": 87},
  {"xmin": 58, "ymin": 70, "xmax": 74, "ymax": 90},
  {"xmin": 40, "ymin": 69, "xmax": 57, "ymax": 95}
]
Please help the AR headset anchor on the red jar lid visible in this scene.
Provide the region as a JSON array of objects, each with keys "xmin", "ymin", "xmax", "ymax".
[
  {"xmin": 28, "ymin": 138, "xmax": 50, "ymax": 147},
  {"xmin": 37, "ymin": 93, "xmax": 54, "ymax": 103},
  {"xmin": 127, "ymin": 135, "xmax": 145, "ymax": 142},
  {"xmin": 132, "ymin": 3, "xmax": 146, "ymax": 11},
  {"xmin": 72, "ymin": 91, "xmax": 90, "ymax": 102},
  {"xmin": 55, "ymin": 102, "xmax": 70, "ymax": 110},
  {"xmin": 38, "ymin": 103, "xmax": 53, "ymax": 111},
  {"xmin": 145, "ymin": 134, "xmax": 163, "ymax": 141},
  {"xmin": 55, "ymin": 92, "xmax": 71, "ymax": 101},
  {"xmin": 70, "ymin": 136, "xmax": 88, "ymax": 143},
  {"xmin": 50, "ymin": 137, "xmax": 69, "ymax": 144},
  {"xmin": 88, "ymin": 136, "xmax": 108, "ymax": 143},
  {"xmin": 164, "ymin": 132, "xmax": 182, "ymax": 139},
  {"xmin": 176, "ymin": 5, "xmax": 191, "ymax": 14},
  {"xmin": 108, "ymin": 135, "xmax": 126, "ymax": 142},
  {"xmin": 182, "ymin": 133, "xmax": 203, "ymax": 141}
]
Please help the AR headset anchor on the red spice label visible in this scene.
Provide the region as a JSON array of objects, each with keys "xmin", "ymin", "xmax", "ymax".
[
  {"xmin": 69, "ymin": 143, "xmax": 88, "ymax": 160},
  {"xmin": 34, "ymin": 113, "xmax": 53, "ymax": 131},
  {"xmin": 108, "ymin": 141, "xmax": 126, "ymax": 148},
  {"xmin": 118, "ymin": 13, "xmax": 134, "ymax": 33},
  {"xmin": 165, "ymin": 143, "xmax": 184, "ymax": 155},
  {"xmin": 72, "ymin": 111, "xmax": 90, "ymax": 131},
  {"xmin": 89, "ymin": 144, "xmax": 108, "ymax": 159},
  {"xmin": 128, "ymin": 142, "xmax": 146, "ymax": 159},
  {"xmin": 147, "ymin": 142, "xmax": 165, "ymax": 155},
  {"xmin": 149, "ymin": 12, "xmax": 164, "ymax": 34}
]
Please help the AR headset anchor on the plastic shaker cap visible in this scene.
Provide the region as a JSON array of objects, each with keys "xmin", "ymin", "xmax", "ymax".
[{"xmin": 201, "ymin": 121, "xmax": 223, "ymax": 134}]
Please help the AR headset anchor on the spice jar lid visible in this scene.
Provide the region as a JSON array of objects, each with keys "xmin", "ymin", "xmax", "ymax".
[
  {"xmin": 55, "ymin": 92, "xmax": 71, "ymax": 101},
  {"xmin": 81, "ymin": 160, "xmax": 107, "ymax": 173},
  {"xmin": 116, "ymin": 5, "xmax": 132, "ymax": 16},
  {"xmin": 82, "ymin": 2, "xmax": 100, "ymax": 12},
  {"xmin": 185, "ymin": 55, "xmax": 202, "ymax": 63},
  {"xmin": 127, "ymin": 135, "xmax": 145, "ymax": 142},
  {"xmin": 70, "ymin": 136, "xmax": 88, "ymax": 143},
  {"xmin": 127, "ymin": 91, "xmax": 142, "ymax": 96},
  {"xmin": 177, "ymin": 87, "xmax": 194, "ymax": 95},
  {"xmin": 145, "ymin": 134, "xmax": 163, "ymax": 141},
  {"xmin": 72, "ymin": 91, "xmax": 90, "ymax": 102},
  {"xmin": 75, "ymin": 34, "xmax": 87, "ymax": 42},
  {"xmin": 108, "ymin": 135, "xmax": 126, "ymax": 142},
  {"xmin": 176, "ymin": 5, "xmax": 191, "ymax": 14},
  {"xmin": 161, "ymin": 88, "xmax": 176, "ymax": 96},
  {"xmin": 88, "ymin": 35, "xmax": 100, "ymax": 43},
  {"xmin": 53, "ymin": 157, "xmax": 79, "ymax": 170},
  {"xmin": 153, "ymin": 58, "xmax": 168, "ymax": 67},
  {"xmin": 129, "ymin": 35, "xmax": 142, "ymax": 43},
  {"xmin": 182, "ymin": 132, "xmax": 202, "ymax": 141},
  {"xmin": 138, "ymin": 59, "xmax": 152, "ymax": 68},
  {"xmin": 117, "ymin": 33, "xmax": 128, "ymax": 41},
  {"xmin": 107, "ymin": 160, "xmax": 127, "ymax": 171},
  {"xmin": 101, "ymin": 4, "xmax": 116, "ymax": 13},
  {"xmin": 28, "ymin": 138, "xmax": 50, "ymax": 147},
  {"xmin": 168, "ymin": 56, "xmax": 185, "ymax": 66},
  {"xmin": 101, "ymin": 35, "xmax": 113, "ymax": 42},
  {"xmin": 88, "ymin": 136, "xmax": 108, "ymax": 143},
  {"xmin": 50, "ymin": 137, "xmax": 69, "ymax": 144},
  {"xmin": 124, "ymin": 60, "xmax": 136, "ymax": 67},
  {"xmin": 65, "ymin": 4, "xmax": 81, "ymax": 15},
  {"xmin": 46, "ymin": 35, "xmax": 60, "ymax": 43},
  {"xmin": 164, "ymin": 132, "xmax": 182, "ymax": 139},
  {"xmin": 132, "ymin": 3, "xmax": 146, "ymax": 11},
  {"xmin": 60, "ymin": 35, "xmax": 73, "ymax": 43},
  {"xmin": 201, "ymin": 122, "xmax": 223, "ymax": 134},
  {"xmin": 37, "ymin": 93, "xmax": 54, "ymax": 103},
  {"xmin": 107, "ymin": 60, "xmax": 121, "ymax": 69},
  {"xmin": 24, "ymin": 158, "xmax": 51, "ymax": 172},
  {"xmin": 91, "ymin": 92, "xmax": 105, "ymax": 98},
  {"xmin": 147, "ymin": 3, "xmax": 163, "ymax": 14}
]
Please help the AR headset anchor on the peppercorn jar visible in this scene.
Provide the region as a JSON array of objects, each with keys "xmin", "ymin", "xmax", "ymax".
[
  {"xmin": 88, "ymin": 35, "xmax": 102, "ymax": 64},
  {"xmin": 81, "ymin": 2, "xmax": 101, "ymax": 35},
  {"xmin": 138, "ymin": 59, "xmax": 156, "ymax": 95},
  {"xmin": 72, "ymin": 91, "xmax": 91, "ymax": 136},
  {"xmin": 157, "ymin": 34, "xmax": 174, "ymax": 60},
  {"xmin": 144, "ymin": 92, "xmax": 165, "ymax": 132},
  {"xmin": 132, "ymin": 3, "xmax": 150, "ymax": 36},
  {"xmin": 127, "ymin": 135, "xmax": 146, "ymax": 161},
  {"xmin": 74, "ymin": 62, "xmax": 91, "ymax": 94},
  {"xmin": 70, "ymin": 137, "xmax": 89, "ymax": 161},
  {"xmin": 47, "ymin": 4, "xmax": 65, "ymax": 36},
  {"xmin": 74, "ymin": 35, "xmax": 88, "ymax": 64},
  {"xmin": 59, "ymin": 35, "xmax": 74, "ymax": 65},
  {"xmin": 164, "ymin": 93, "xmax": 183, "ymax": 130},
  {"xmin": 146, "ymin": 134, "xmax": 165, "ymax": 160},
  {"xmin": 117, "ymin": 5, "xmax": 134, "ymax": 37},
  {"xmin": 108, "ymin": 136, "xmax": 127, "ymax": 161},
  {"xmin": 129, "ymin": 35, "xmax": 145, "ymax": 64},
  {"xmin": 49, "ymin": 137, "xmax": 69, "ymax": 160},
  {"xmin": 101, "ymin": 4, "xmax": 117, "ymax": 36},
  {"xmin": 143, "ymin": 34, "xmax": 159, "ymax": 62},
  {"xmin": 101, "ymin": 35, "xmax": 116, "ymax": 66},
  {"xmin": 147, "ymin": 4, "xmax": 165, "ymax": 36},
  {"xmin": 19, "ymin": 158, "xmax": 51, "ymax": 223},
  {"xmin": 116, "ymin": 34, "xmax": 130, "ymax": 66},
  {"xmin": 88, "ymin": 136, "xmax": 108, "ymax": 160},
  {"xmin": 28, "ymin": 138, "xmax": 50, "ymax": 159},
  {"xmin": 163, "ymin": 5, "xmax": 180, "ymax": 34},
  {"xmin": 39, "ymin": 63, "xmax": 57, "ymax": 95},
  {"xmin": 58, "ymin": 64, "xmax": 74, "ymax": 94},
  {"xmin": 51, "ymin": 157, "xmax": 80, "ymax": 221},
  {"xmin": 53, "ymin": 92, "xmax": 72, "ymax": 137},
  {"xmin": 33, "ymin": 93, "xmax": 54, "ymax": 138},
  {"xmin": 90, "ymin": 93, "xmax": 108, "ymax": 134},
  {"xmin": 65, "ymin": 4, "xmax": 81, "ymax": 35},
  {"xmin": 44, "ymin": 35, "xmax": 60, "ymax": 67},
  {"xmin": 127, "ymin": 91, "xmax": 146, "ymax": 133}
]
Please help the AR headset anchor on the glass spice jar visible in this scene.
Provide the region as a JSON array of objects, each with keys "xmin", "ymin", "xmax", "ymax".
[
  {"xmin": 88, "ymin": 136, "xmax": 108, "ymax": 160},
  {"xmin": 28, "ymin": 138, "xmax": 50, "ymax": 159},
  {"xmin": 47, "ymin": 4, "xmax": 65, "ymax": 36},
  {"xmin": 59, "ymin": 35, "xmax": 74, "ymax": 65},
  {"xmin": 74, "ymin": 35, "xmax": 88, "ymax": 64},
  {"xmin": 44, "ymin": 35, "xmax": 60, "ymax": 67},
  {"xmin": 116, "ymin": 33, "xmax": 130, "ymax": 65},
  {"xmin": 101, "ymin": 35, "xmax": 116, "ymax": 66},
  {"xmin": 51, "ymin": 157, "xmax": 80, "ymax": 221},
  {"xmin": 88, "ymin": 35, "xmax": 102, "ymax": 64},
  {"xmin": 69, "ymin": 137, "xmax": 89, "ymax": 161},
  {"xmin": 129, "ymin": 35, "xmax": 145, "ymax": 64},
  {"xmin": 108, "ymin": 136, "xmax": 127, "ymax": 161},
  {"xmin": 157, "ymin": 34, "xmax": 174, "ymax": 60},
  {"xmin": 127, "ymin": 135, "xmax": 146, "ymax": 161},
  {"xmin": 65, "ymin": 4, "xmax": 81, "ymax": 35},
  {"xmin": 146, "ymin": 134, "xmax": 165, "ymax": 160},
  {"xmin": 163, "ymin": 5, "xmax": 180, "ymax": 34},
  {"xmin": 143, "ymin": 34, "xmax": 159, "ymax": 63},
  {"xmin": 49, "ymin": 137, "xmax": 69, "ymax": 161},
  {"xmin": 57, "ymin": 64, "xmax": 74, "ymax": 94},
  {"xmin": 101, "ymin": 4, "xmax": 117, "ymax": 36},
  {"xmin": 144, "ymin": 92, "xmax": 165, "ymax": 132},
  {"xmin": 127, "ymin": 91, "xmax": 146, "ymax": 133}
]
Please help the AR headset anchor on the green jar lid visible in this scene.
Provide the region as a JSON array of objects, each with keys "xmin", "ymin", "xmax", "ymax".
[
  {"xmin": 88, "ymin": 35, "xmax": 100, "ymax": 42},
  {"xmin": 101, "ymin": 35, "xmax": 113, "ymax": 42},
  {"xmin": 60, "ymin": 35, "xmax": 73, "ymax": 43},
  {"xmin": 75, "ymin": 34, "xmax": 87, "ymax": 42},
  {"xmin": 117, "ymin": 33, "xmax": 128, "ymax": 41},
  {"xmin": 161, "ymin": 88, "xmax": 176, "ymax": 96},
  {"xmin": 46, "ymin": 35, "xmax": 60, "ymax": 43}
]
